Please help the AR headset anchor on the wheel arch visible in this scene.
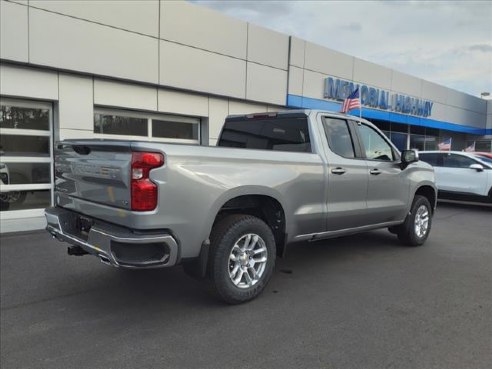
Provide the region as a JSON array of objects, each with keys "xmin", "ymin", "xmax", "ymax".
[
  {"xmin": 187, "ymin": 189, "xmax": 288, "ymax": 279},
  {"xmin": 213, "ymin": 194, "xmax": 287, "ymax": 256},
  {"xmin": 414, "ymin": 185, "xmax": 437, "ymax": 213}
]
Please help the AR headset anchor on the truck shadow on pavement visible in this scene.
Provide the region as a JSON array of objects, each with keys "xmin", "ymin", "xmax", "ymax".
[
  {"xmin": 0, "ymin": 228, "xmax": 422, "ymax": 314},
  {"xmin": 71, "ymin": 229, "xmax": 405, "ymax": 309}
]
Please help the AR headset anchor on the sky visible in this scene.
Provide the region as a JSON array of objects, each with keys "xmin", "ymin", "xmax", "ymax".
[{"xmin": 193, "ymin": 0, "xmax": 492, "ymax": 99}]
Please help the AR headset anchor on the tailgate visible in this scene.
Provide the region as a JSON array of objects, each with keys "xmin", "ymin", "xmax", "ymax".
[{"xmin": 55, "ymin": 140, "xmax": 132, "ymax": 210}]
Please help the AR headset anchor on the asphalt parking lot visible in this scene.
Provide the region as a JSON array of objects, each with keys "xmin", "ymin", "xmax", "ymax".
[{"xmin": 1, "ymin": 201, "xmax": 491, "ymax": 369}]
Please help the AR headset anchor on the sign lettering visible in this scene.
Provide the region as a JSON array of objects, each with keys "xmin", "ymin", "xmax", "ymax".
[{"xmin": 324, "ymin": 77, "xmax": 433, "ymax": 117}]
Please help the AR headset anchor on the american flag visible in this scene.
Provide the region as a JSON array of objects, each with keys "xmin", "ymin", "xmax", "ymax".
[
  {"xmin": 464, "ymin": 142, "xmax": 475, "ymax": 152},
  {"xmin": 340, "ymin": 88, "xmax": 361, "ymax": 113},
  {"xmin": 438, "ymin": 138, "xmax": 452, "ymax": 151}
]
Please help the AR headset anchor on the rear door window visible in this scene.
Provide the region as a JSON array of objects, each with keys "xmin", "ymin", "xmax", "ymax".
[
  {"xmin": 322, "ymin": 118, "xmax": 355, "ymax": 158},
  {"xmin": 218, "ymin": 117, "xmax": 311, "ymax": 153}
]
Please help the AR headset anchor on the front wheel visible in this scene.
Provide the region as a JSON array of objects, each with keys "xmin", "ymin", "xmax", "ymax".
[
  {"xmin": 397, "ymin": 195, "xmax": 432, "ymax": 246},
  {"xmin": 209, "ymin": 214, "xmax": 276, "ymax": 304}
]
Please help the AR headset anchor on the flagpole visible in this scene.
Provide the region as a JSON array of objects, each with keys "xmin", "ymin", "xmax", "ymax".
[{"xmin": 359, "ymin": 87, "xmax": 362, "ymax": 123}]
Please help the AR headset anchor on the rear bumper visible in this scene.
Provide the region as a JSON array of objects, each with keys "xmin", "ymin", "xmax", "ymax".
[{"xmin": 45, "ymin": 207, "xmax": 179, "ymax": 268}]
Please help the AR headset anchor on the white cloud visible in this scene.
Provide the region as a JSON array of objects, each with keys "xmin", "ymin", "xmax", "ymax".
[{"xmin": 192, "ymin": 0, "xmax": 492, "ymax": 97}]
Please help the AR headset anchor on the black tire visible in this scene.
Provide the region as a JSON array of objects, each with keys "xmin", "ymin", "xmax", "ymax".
[
  {"xmin": 209, "ymin": 214, "xmax": 276, "ymax": 304},
  {"xmin": 397, "ymin": 195, "xmax": 432, "ymax": 246}
]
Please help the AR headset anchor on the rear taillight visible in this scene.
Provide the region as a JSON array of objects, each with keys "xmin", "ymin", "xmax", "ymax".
[{"xmin": 131, "ymin": 152, "xmax": 164, "ymax": 211}]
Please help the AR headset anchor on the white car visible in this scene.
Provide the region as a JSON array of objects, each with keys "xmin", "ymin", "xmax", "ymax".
[{"xmin": 419, "ymin": 151, "xmax": 492, "ymax": 202}]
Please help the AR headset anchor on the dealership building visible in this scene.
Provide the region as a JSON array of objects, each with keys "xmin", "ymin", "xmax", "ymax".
[{"xmin": 1, "ymin": 0, "xmax": 491, "ymax": 233}]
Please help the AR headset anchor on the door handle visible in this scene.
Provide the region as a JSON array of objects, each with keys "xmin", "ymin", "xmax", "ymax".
[
  {"xmin": 331, "ymin": 167, "xmax": 346, "ymax": 175},
  {"xmin": 370, "ymin": 169, "xmax": 381, "ymax": 175}
]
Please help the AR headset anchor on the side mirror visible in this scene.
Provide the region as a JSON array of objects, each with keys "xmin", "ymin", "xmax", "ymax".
[
  {"xmin": 469, "ymin": 163, "xmax": 484, "ymax": 172},
  {"xmin": 401, "ymin": 150, "xmax": 419, "ymax": 168}
]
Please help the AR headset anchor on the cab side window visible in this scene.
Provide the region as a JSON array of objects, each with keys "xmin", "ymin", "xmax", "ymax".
[
  {"xmin": 358, "ymin": 124, "xmax": 394, "ymax": 161},
  {"xmin": 322, "ymin": 118, "xmax": 355, "ymax": 158}
]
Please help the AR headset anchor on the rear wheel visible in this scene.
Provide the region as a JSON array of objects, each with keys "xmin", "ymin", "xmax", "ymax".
[
  {"xmin": 209, "ymin": 214, "xmax": 276, "ymax": 304},
  {"xmin": 396, "ymin": 195, "xmax": 432, "ymax": 246}
]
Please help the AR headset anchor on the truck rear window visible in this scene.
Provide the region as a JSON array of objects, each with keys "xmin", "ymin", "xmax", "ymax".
[{"xmin": 218, "ymin": 117, "xmax": 311, "ymax": 153}]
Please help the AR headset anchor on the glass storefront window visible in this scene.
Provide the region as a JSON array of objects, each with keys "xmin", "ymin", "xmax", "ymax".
[
  {"xmin": 152, "ymin": 119, "xmax": 199, "ymax": 140},
  {"xmin": 94, "ymin": 108, "xmax": 200, "ymax": 144},
  {"xmin": 0, "ymin": 105, "xmax": 50, "ymax": 131},
  {"xmin": 424, "ymin": 136, "xmax": 437, "ymax": 150},
  {"xmin": 94, "ymin": 113, "xmax": 147, "ymax": 136},
  {"xmin": 475, "ymin": 140, "xmax": 492, "ymax": 152},
  {"xmin": 390, "ymin": 132, "xmax": 407, "ymax": 152},
  {"xmin": 0, "ymin": 99, "xmax": 52, "ymax": 215},
  {"xmin": 0, "ymin": 189, "xmax": 51, "ymax": 212},
  {"xmin": 410, "ymin": 134, "xmax": 426, "ymax": 151},
  {"xmin": 0, "ymin": 135, "xmax": 50, "ymax": 157}
]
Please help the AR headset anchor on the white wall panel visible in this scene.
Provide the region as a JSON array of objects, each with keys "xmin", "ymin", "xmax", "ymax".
[
  {"xmin": 487, "ymin": 101, "xmax": 492, "ymax": 130},
  {"xmin": 160, "ymin": 1, "xmax": 247, "ymax": 59},
  {"xmin": 59, "ymin": 74, "xmax": 93, "ymax": 130},
  {"xmin": 29, "ymin": 8, "xmax": 158, "ymax": 83},
  {"xmin": 302, "ymin": 70, "xmax": 327, "ymax": 100},
  {"xmin": 431, "ymin": 104, "xmax": 483, "ymax": 129},
  {"xmin": 229, "ymin": 100, "xmax": 268, "ymax": 115},
  {"xmin": 391, "ymin": 71, "xmax": 422, "ymax": 97},
  {"xmin": 30, "ymin": 0, "xmax": 159, "ymax": 37},
  {"xmin": 290, "ymin": 37, "xmax": 305, "ymax": 68},
  {"xmin": 288, "ymin": 66, "xmax": 304, "ymax": 96},
  {"xmin": 353, "ymin": 58, "xmax": 391, "ymax": 90},
  {"xmin": 246, "ymin": 63, "xmax": 287, "ymax": 106},
  {"xmin": 247, "ymin": 24, "xmax": 288, "ymax": 70},
  {"xmin": 94, "ymin": 79, "xmax": 157, "ymax": 111},
  {"xmin": 208, "ymin": 97, "xmax": 229, "ymax": 139},
  {"xmin": 158, "ymin": 89, "xmax": 208, "ymax": 117},
  {"xmin": 428, "ymin": 102, "xmax": 447, "ymax": 122},
  {"xmin": 0, "ymin": 64, "xmax": 58, "ymax": 100},
  {"xmin": 0, "ymin": 0, "xmax": 28, "ymax": 62},
  {"xmin": 267, "ymin": 105, "xmax": 284, "ymax": 112},
  {"xmin": 439, "ymin": 105, "xmax": 484, "ymax": 128},
  {"xmin": 59, "ymin": 128, "xmax": 95, "ymax": 140},
  {"xmin": 422, "ymin": 81, "xmax": 448, "ymax": 105},
  {"xmin": 304, "ymin": 42, "xmax": 353, "ymax": 79},
  {"xmin": 465, "ymin": 110, "xmax": 487, "ymax": 128},
  {"xmin": 447, "ymin": 89, "xmax": 485, "ymax": 113},
  {"xmin": 160, "ymin": 41, "xmax": 246, "ymax": 99}
]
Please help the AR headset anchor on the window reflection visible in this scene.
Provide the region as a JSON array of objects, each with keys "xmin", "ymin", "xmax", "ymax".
[
  {"xmin": 0, "ymin": 100, "xmax": 52, "ymax": 214},
  {"xmin": 0, "ymin": 105, "xmax": 50, "ymax": 130},
  {"xmin": 0, "ymin": 135, "xmax": 50, "ymax": 157},
  {"xmin": 152, "ymin": 119, "xmax": 198, "ymax": 140},
  {"xmin": 94, "ymin": 114, "xmax": 147, "ymax": 136},
  {"xmin": 0, "ymin": 189, "xmax": 50, "ymax": 211}
]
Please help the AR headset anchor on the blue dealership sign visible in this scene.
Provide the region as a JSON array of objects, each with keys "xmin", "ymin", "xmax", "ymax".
[{"xmin": 323, "ymin": 77, "xmax": 433, "ymax": 117}]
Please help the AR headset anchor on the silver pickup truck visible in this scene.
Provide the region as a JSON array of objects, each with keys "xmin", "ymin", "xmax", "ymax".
[{"xmin": 45, "ymin": 110, "xmax": 437, "ymax": 303}]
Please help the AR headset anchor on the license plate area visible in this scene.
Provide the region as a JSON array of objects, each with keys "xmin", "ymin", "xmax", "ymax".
[{"xmin": 75, "ymin": 215, "xmax": 93, "ymax": 241}]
